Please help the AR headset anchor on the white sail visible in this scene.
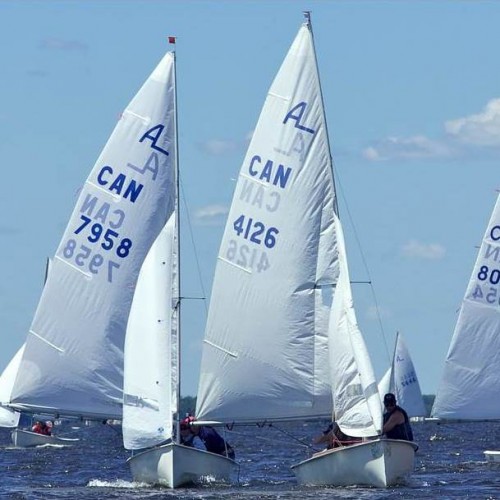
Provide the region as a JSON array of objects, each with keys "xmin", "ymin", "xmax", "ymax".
[
  {"xmin": 10, "ymin": 51, "xmax": 177, "ymax": 420},
  {"xmin": 387, "ymin": 333, "xmax": 426, "ymax": 418},
  {"xmin": 433, "ymin": 193, "xmax": 500, "ymax": 420},
  {"xmin": 378, "ymin": 367, "xmax": 391, "ymax": 400},
  {"xmin": 196, "ymin": 23, "xmax": 338, "ymax": 423},
  {"xmin": 0, "ymin": 345, "xmax": 25, "ymax": 427},
  {"xmin": 328, "ymin": 213, "xmax": 383, "ymax": 438},
  {"xmin": 123, "ymin": 213, "xmax": 177, "ymax": 449}
]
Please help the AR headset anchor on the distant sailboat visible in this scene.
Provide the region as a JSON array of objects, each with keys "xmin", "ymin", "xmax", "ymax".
[
  {"xmin": 195, "ymin": 13, "xmax": 416, "ymax": 487},
  {"xmin": 121, "ymin": 47, "xmax": 238, "ymax": 488},
  {"xmin": 432, "ymin": 191, "xmax": 500, "ymax": 461},
  {"xmin": 7, "ymin": 38, "xmax": 176, "ymax": 446},
  {"xmin": 378, "ymin": 332, "xmax": 426, "ymax": 418}
]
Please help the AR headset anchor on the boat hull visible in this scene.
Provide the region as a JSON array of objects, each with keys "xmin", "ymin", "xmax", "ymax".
[
  {"xmin": 127, "ymin": 442, "xmax": 238, "ymax": 488},
  {"xmin": 484, "ymin": 450, "xmax": 500, "ymax": 462},
  {"xmin": 11, "ymin": 429, "xmax": 79, "ymax": 447},
  {"xmin": 291, "ymin": 438, "xmax": 417, "ymax": 487}
]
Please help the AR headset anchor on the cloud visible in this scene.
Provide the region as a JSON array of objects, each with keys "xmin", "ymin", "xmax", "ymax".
[
  {"xmin": 198, "ymin": 139, "xmax": 239, "ymax": 156},
  {"xmin": 401, "ymin": 240, "xmax": 446, "ymax": 260},
  {"xmin": 363, "ymin": 97, "xmax": 500, "ymax": 161},
  {"xmin": 445, "ymin": 98, "xmax": 500, "ymax": 147},
  {"xmin": 194, "ymin": 204, "xmax": 228, "ymax": 226},
  {"xmin": 26, "ymin": 69, "xmax": 48, "ymax": 78},
  {"xmin": 39, "ymin": 38, "xmax": 88, "ymax": 52},
  {"xmin": 198, "ymin": 130, "xmax": 252, "ymax": 156},
  {"xmin": 362, "ymin": 135, "xmax": 452, "ymax": 162}
]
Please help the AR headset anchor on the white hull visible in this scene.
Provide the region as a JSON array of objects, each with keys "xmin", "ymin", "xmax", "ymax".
[
  {"xmin": 127, "ymin": 442, "xmax": 238, "ymax": 488},
  {"xmin": 484, "ymin": 450, "xmax": 500, "ymax": 462},
  {"xmin": 11, "ymin": 429, "xmax": 79, "ymax": 448},
  {"xmin": 292, "ymin": 438, "xmax": 417, "ymax": 487}
]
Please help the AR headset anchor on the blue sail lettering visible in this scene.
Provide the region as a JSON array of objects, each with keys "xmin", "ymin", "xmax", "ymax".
[
  {"xmin": 128, "ymin": 151, "xmax": 164, "ymax": 180},
  {"xmin": 79, "ymin": 194, "xmax": 125, "ymax": 229},
  {"xmin": 283, "ymin": 102, "xmax": 315, "ymax": 134},
  {"xmin": 139, "ymin": 124, "xmax": 169, "ymax": 156},
  {"xmin": 490, "ymin": 225, "xmax": 500, "ymax": 241},
  {"xmin": 485, "ymin": 243, "xmax": 500, "ymax": 262},
  {"xmin": 97, "ymin": 166, "xmax": 144, "ymax": 203},
  {"xmin": 239, "ymin": 179, "xmax": 281, "ymax": 212},
  {"xmin": 247, "ymin": 155, "xmax": 292, "ymax": 189}
]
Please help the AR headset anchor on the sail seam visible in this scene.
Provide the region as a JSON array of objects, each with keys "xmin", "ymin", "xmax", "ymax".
[
  {"xmin": 29, "ymin": 330, "xmax": 64, "ymax": 353},
  {"xmin": 203, "ymin": 339, "xmax": 238, "ymax": 358}
]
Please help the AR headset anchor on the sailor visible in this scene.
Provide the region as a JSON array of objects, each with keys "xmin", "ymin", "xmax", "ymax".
[
  {"xmin": 180, "ymin": 416, "xmax": 235, "ymax": 459},
  {"xmin": 382, "ymin": 393, "xmax": 414, "ymax": 441}
]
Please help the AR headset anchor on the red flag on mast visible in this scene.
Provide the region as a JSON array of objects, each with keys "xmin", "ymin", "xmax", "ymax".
[{"xmin": 168, "ymin": 36, "xmax": 176, "ymax": 44}]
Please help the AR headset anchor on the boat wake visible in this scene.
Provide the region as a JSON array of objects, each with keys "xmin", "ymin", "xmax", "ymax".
[{"xmin": 87, "ymin": 479, "xmax": 152, "ymax": 489}]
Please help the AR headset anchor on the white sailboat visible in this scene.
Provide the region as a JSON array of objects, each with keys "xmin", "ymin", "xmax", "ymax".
[
  {"xmin": 195, "ymin": 13, "xmax": 416, "ymax": 487},
  {"xmin": 122, "ymin": 47, "xmax": 237, "ymax": 488},
  {"xmin": 432, "ymin": 191, "xmax": 500, "ymax": 461},
  {"xmin": 378, "ymin": 332, "xmax": 426, "ymax": 419},
  {"xmin": 7, "ymin": 39, "xmax": 177, "ymax": 447}
]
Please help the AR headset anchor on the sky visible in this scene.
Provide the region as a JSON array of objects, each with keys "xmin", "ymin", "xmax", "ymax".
[{"xmin": 0, "ymin": 0, "xmax": 499, "ymax": 398}]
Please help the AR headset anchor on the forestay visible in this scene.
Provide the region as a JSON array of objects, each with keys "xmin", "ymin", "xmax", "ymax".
[
  {"xmin": 10, "ymin": 52, "xmax": 177, "ymax": 420},
  {"xmin": 433, "ymin": 193, "xmax": 500, "ymax": 420},
  {"xmin": 328, "ymin": 213, "xmax": 383, "ymax": 437},
  {"xmin": 196, "ymin": 25, "xmax": 338, "ymax": 423}
]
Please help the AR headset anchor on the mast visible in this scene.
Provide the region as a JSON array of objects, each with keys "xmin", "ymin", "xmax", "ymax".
[{"xmin": 171, "ymin": 39, "xmax": 181, "ymax": 445}]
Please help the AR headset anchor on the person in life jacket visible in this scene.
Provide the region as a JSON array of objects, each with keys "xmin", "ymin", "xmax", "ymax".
[
  {"xmin": 382, "ymin": 393, "xmax": 414, "ymax": 441},
  {"xmin": 313, "ymin": 421, "xmax": 361, "ymax": 450},
  {"xmin": 180, "ymin": 415, "xmax": 235, "ymax": 460},
  {"xmin": 31, "ymin": 421, "xmax": 44, "ymax": 434}
]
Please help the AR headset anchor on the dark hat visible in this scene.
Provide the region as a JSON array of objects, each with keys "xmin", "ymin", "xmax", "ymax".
[{"xmin": 383, "ymin": 393, "xmax": 396, "ymax": 405}]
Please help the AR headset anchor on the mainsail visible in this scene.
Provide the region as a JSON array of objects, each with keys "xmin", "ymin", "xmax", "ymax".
[
  {"xmin": 196, "ymin": 23, "xmax": 338, "ymax": 423},
  {"xmin": 432, "ymin": 193, "xmax": 500, "ymax": 420},
  {"xmin": 10, "ymin": 51, "xmax": 176, "ymax": 420}
]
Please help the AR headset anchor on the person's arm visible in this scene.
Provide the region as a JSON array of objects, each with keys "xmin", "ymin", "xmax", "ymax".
[
  {"xmin": 383, "ymin": 410, "xmax": 405, "ymax": 433},
  {"xmin": 313, "ymin": 430, "xmax": 333, "ymax": 445}
]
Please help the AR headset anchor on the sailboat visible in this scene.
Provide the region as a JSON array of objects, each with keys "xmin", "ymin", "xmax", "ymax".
[
  {"xmin": 432, "ymin": 191, "xmax": 500, "ymax": 461},
  {"xmin": 378, "ymin": 332, "xmax": 426, "ymax": 419},
  {"xmin": 121, "ymin": 46, "xmax": 238, "ymax": 488},
  {"xmin": 7, "ymin": 39, "xmax": 177, "ymax": 447},
  {"xmin": 195, "ymin": 13, "xmax": 417, "ymax": 487}
]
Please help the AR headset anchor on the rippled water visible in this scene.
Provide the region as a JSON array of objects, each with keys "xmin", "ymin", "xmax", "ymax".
[{"xmin": 2, "ymin": 419, "xmax": 500, "ymax": 499}]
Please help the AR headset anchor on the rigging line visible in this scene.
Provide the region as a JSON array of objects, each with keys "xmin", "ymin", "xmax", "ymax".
[
  {"xmin": 267, "ymin": 423, "xmax": 314, "ymax": 450},
  {"xmin": 225, "ymin": 428, "xmax": 312, "ymax": 450},
  {"xmin": 179, "ymin": 176, "xmax": 208, "ymax": 316},
  {"xmin": 331, "ymin": 159, "xmax": 391, "ymax": 364}
]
